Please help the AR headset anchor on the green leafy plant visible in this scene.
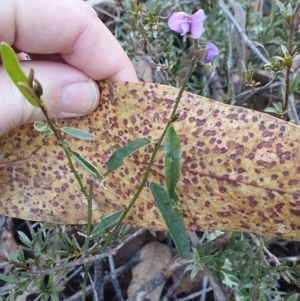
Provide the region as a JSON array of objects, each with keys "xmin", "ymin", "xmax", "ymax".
[{"xmin": 1, "ymin": 0, "xmax": 300, "ymax": 300}]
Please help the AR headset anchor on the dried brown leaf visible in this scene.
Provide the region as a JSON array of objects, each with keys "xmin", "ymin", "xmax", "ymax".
[
  {"xmin": 1, "ymin": 81, "xmax": 300, "ymax": 240},
  {"xmin": 172, "ymin": 268, "xmax": 204, "ymax": 296},
  {"xmin": 132, "ymin": 56, "xmax": 153, "ymax": 83},
  {"xmin": 127, "ymin": 242, "xmax": 172, "ymax": 300}
]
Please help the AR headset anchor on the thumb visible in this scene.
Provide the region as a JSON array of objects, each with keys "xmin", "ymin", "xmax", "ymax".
[{"xmin": 0, "ymin": 61, "xmax": 100, "ymax": 136}]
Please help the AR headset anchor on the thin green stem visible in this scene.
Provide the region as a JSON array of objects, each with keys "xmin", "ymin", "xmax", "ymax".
[
  {"xmin": 33, "ymin": 78, "xmax": 94, "ymax": 300},
  {"xmin": 35, "ymin": 97, "xmax": 88, "ymax": 197},
  {"xmin": 101, "ymin": 40, "xmax": 199, "ymax": 251},
  {"xmin": 85, "ymin": 182, "xmax": 94, "ymax": 255},
  {"xmin": 81, "ymin": 182, "xmax": 94, "ymax": 301},
  {"xmin": 81, "ymin": 264, "xmax": 89, "ymax": 301}
]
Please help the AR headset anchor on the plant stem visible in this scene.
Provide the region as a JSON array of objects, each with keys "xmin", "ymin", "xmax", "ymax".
[
  {"xmin": 81, "ymin": 182, "xmax": 94, "ymax": 300},
  {"xmin": 284, "ymin": 4, "xmax": 300, "ymax": 119},
  {"xmin": 35, "ymin": 97, "xmax": 88, "ymax": 198},
  {"xmin": 102, "ymin": 40, "xmax": 199, "ymax": 251},
  {"xmin": 33, "ymin": 78, "xmax": 94, "ymax": 300}
]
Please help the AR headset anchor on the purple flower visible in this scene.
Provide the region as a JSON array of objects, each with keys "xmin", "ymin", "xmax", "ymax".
[
  {"xmin": 202, "ymin": 43, "xmax": 219, "ymax": 63},
  {"xmin": 168, "ymin": 9, "xmax": 205, "ymax": 39}
]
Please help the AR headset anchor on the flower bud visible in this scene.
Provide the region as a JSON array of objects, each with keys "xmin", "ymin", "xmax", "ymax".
[
  {"xmin": 284, "ymin": 55, "xmax": 292, "ymax": 69},
  {"xmin": 202, "ymin": 43, "xmax": 219, "ymax": 64}
]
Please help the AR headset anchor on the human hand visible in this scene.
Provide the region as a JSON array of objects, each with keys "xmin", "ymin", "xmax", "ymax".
[{"xmin": 0, "ymin": 0, "xmax": 138, "ymax": 136}]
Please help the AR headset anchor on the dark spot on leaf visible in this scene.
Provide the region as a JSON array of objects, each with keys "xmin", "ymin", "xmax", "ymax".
[
  {"xmin": 217, "ymin": 211, "xmax": 231, "ymax": 217},
  {"xmin": 288, "ymin": 179, "xmax": 299, "ymax": 186},
  {"xmin": 247, "ymin": 196, "xmax": 258, "ymax": 207},
  {"xmin": 227, "ymin": 114, "xmax": 238, "ymax": 120},
  {"xmin": 203, "ymin": 130, "xmax": 216, "ymax": 137},
  {"xmin": 290, "ymin": 209, "xmax": 300, "ymax": 216},
  {"xmin": 256, "ymin": 160, "xmax": 276, "ymax": 169}
]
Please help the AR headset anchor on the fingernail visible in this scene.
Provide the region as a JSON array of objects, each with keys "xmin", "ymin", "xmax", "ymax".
[{"xmin": 61, "ymin": 81, "xmax": 99, "ymax": 116}]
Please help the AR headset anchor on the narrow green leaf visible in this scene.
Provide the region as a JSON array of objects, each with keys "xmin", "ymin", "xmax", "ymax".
[
  {"xmin": 272, "ymin": 102, "xmax": 282, "ymax": 112},
  {"xmin": 281, "ymin": 45, "xmax": 288, "ymax": 56},
  {"xmin": 34, "ymin": 121, "xmax": 48, "ymax": 132},
  {"xmin": 105, "ymin": 138, "xmax": 151, "ymax": 176},
  {"xmin": 0, "ymin": 273, "xmax": 16, "ymax": 284},
  {"xmin": 61, "ymin": 127, "xmax": 94, "ymax": 140},
  {"xmin": 149, "ymin": 182, "xmax": 190, "ymax": 258},
  {"xmin": 2, "ymin": 250, "xmax": 10, "ymax": 261},
  {"xmin": 281, "ymin": 271, "xmax": 291, "ymax": 283},
  {"xmin": 275, "ymin": 0, "xmax": 286, "ymax": 14},
  {"xmin": 43, "ymin": 128, "xmax": 54, "ymax": 136},
  {"xmin": 290, "ymin": 72, "xmax": 300, "ymax": 94},
  {"xmin": 0, "ymin": 42, "xmax": 39, "ymax": 107},
  {"xmin": 191, "ymin": 266, "xmax": 202, "ymax": 279},
  {"xmin": 17, "ymin": 231, "xmax": 32, "ymax": 248},
  {"xmin": 149, "ymin": 229, "xmax": 157, "ymax": 237},
  {"xmin": 164, "ymin": 125, "xmax": 181, "ymax": 209},
  {"xmin": 92, "ymin": 210, "xmax": 123, "ymax": 236},
  {"xmin": 286, "ymin": 3, "xmax": 293, "ymax": 14},
  {"xmin": 49, "ymin": 295, "xmax": 60, "ymax": 301},
  {"xmin": 264, "ymin": 107, "xmax": 278, "ymax": 114},
  {"xmin": 64, "ymin": 148, "xmax": 103, "ymax": 181},
  {"xmin": 286, "ymin": 294, "xmax": 299, "ymax": 301}
]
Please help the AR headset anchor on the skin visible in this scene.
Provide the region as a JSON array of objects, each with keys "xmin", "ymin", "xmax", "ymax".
[{"xmin": 0, "ymin": 0, "xmax": 138, "ymax": 136}]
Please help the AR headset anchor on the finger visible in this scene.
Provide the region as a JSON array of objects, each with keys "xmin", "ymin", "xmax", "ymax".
[
  {"xmin": 0, "ymin": 61, "xmax": 99, "ymax": 136},
  {"xmin": 1, "ymin": 0, "xmax": 137, "ymax": 82}
]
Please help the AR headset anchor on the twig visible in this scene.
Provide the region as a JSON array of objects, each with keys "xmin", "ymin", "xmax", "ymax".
[
  {"xmin": 284, "ymin": 4, "xmax": 300, "ymax": 117},
  {"xmin": 32, "ymin": 294, "xmax": 43, "ymax": 301},
  {"xmin": 93, "ymin": 260, "xmax": 104, "ymax": 301},
  {"xmin": 201, "ymin": 275, "xmax": 209, "ymax": 301},
  {"xmin": 218, "ymin": 0, "xmax": 268, "ymax": 63},
  {"xmin": 226, "ymin": 19, "xmax": 235, "ymax": 103},
  {"xmin": 115, "ymin": 0, "xmax": 170, "ymax": 85},
  {"xmin": 288, "ymin": 4, "xmax": 300, "ymax": 60},
  {"xmin": 218, "ymin": 0, "xmax": 300, "ymax": 125},
  {"xmin": 203, "ymin": 69, "xmax": 224, "ymax": 102},
  {"xmin": 109, "ymin": 255, "xmax": 124, "ymax": 301},
  {"xmin": 277, "ymin": 256, "xmax": 300, "ymax": 262},
  {"xmin": 62, "ymin": 267, "xmax": 83, "ymax": 287},
  {"xmin": 161, "ymin": 267, "xmax": 187, "ymax": 301},
  {"xmin": 188, "ymin": 231, "xmax": 200, "ymax": 247},
  {"xmin": 128, "ymin": 232, "xmax": 232, "ymax": 301},
  {"xmin": 209, "ymin": 232, "xmax": 232, "ymax": 255},
  {"xmin": 136, "ymin": 28, "xmax": 170, "ymax": 85},
  {"xmin": 126, "ymin": 257, "xmax": 192, "ymax": 301},
  {"xmin": 238, "ymin": 76, "xmax": 278, "ymax": 105},
  {"xmin": 205, "ymin": 268, "xmax": 226, "ymax": 301},
  {"xmin": 64, "ymin": 251, "xmax": 141, "ymax": 301},
  {"xmin": 235, "ymin": 81, "xmax": 282, "ymax": 101},
  {"xmin": 88, "ymin": 273, "xmax": 99, "ymax": 301},
  {"xmin": 30, "ymin": 229, "xmax": 145, "ymax": 276},
  {"xmin": 249, "ymin": 233, "xmax": 299, "ymax": 286}
]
